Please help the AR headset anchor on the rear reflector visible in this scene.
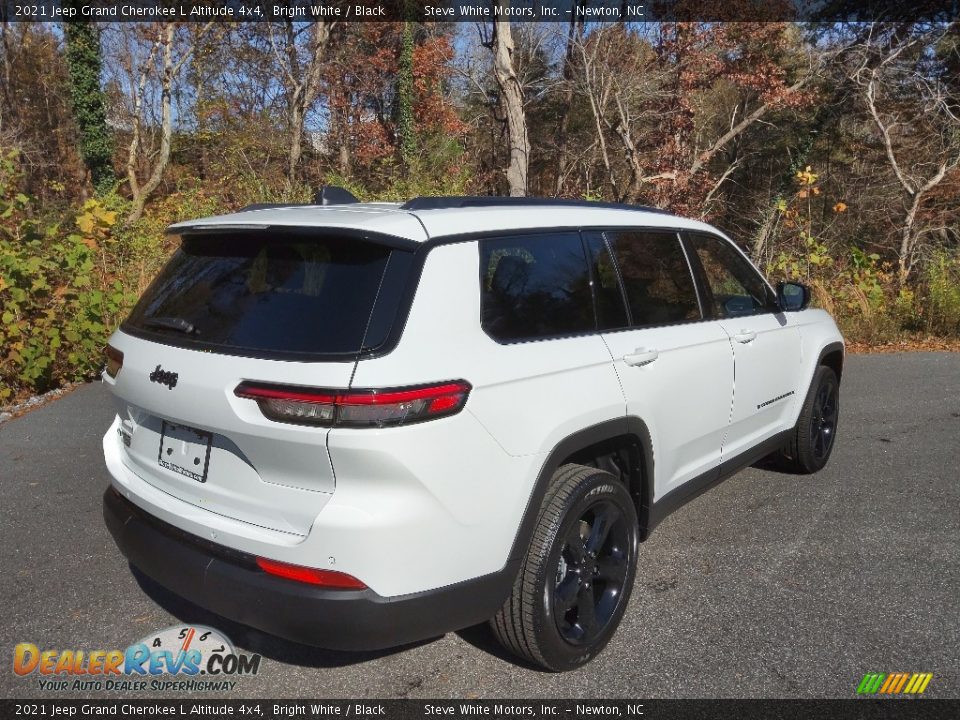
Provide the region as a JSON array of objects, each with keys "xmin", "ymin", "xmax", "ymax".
[
  {"xmin": 255, "ymin": 558, "xmax": 367, "ymax": 589},
  {"xmin": 234, "ymin": 380, "xmax": 471, "ymax": 428},
  {"xmin": 105, "ymin": 345, "xmax": 124, "ymax": 378}
]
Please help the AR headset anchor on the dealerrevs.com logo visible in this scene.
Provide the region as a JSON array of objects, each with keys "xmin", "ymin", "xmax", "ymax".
[{"xmin": 13, "ymin": 625, "xmax": 261, "ymax": 692}]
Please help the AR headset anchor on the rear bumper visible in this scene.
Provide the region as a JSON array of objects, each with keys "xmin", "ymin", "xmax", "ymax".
[{"xmin": 103, "ymin": 487, "xmax": 515, "ymax": 651}]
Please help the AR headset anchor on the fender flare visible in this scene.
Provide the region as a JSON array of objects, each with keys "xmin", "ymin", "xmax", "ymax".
[
  {"xmin": 505, "ymin": 417, "xmax": 655, "ymax": 563},
  {"xmin": 781, "ymin": 340, "xmax": 845, "ymax": 430},
  {"xmin": 817, "ymin": 341, "xmax": 845, "ymax": 381}
]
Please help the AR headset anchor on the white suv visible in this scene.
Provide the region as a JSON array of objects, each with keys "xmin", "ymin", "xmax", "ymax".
[{"xmin": 102, "ymin": 193, "xmax": 844, "ymax": 671}]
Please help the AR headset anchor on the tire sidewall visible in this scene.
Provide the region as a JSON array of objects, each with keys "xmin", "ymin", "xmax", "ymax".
[{"xmin": 799, "ymin": 366, "xmax": 840, "ymax": 471}]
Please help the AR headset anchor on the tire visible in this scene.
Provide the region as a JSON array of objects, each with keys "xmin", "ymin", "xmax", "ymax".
[
  {"xmin": 491, "ymin": 464, "xmax": 639, "ymax": 671},
  {"xmin": 780, "ymin": 365, "xmax": 840, "ymax": 474}
]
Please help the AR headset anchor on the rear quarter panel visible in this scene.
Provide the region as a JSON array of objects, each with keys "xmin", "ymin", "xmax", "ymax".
[{"xmin": 342, "ymin": 241, "xmax": 626, "ymax": 590}]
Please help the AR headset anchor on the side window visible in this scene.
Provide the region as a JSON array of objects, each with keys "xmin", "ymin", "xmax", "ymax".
[
  {"xmin": 583, "ymin": 233, "xmax": 629, "ymax": 330},
  {"xmin": 480, "ymin": 233, "xmax": 594, "ymax": 342},
  {"xmin": 688, "ymin": 233, "xmax": 775, "ymax": 319},
  {"xmin": 605, "ymin": 230, "xmax": 701, "ymax": 327}
]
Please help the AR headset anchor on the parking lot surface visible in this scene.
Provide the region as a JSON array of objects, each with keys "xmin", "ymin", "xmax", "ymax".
[{"xmin": 1, "ymin": 352, "xmax": 958, "ymax": 699}]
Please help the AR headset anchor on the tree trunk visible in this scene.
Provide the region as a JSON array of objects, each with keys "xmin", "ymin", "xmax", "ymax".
[
  {"xmin": 278, "ymin": 21, "xmax": 331, "ymax": 193},
  {"xmin": 576, "ymin": 37, "xmax": 618, "ymax": 197},
  {"xmin": 125, "ymin": 37, "xmax": 160, "ymax": 219},
  {"xmin": 337, "ymin": 103, "xmax": 352, "ymax": 174},
  {"xmin": 491, "ymin": 6, "xmax": 529, "ymax": 197},
  {"xmin": 861, "ymin": 55, "xmax": 957, "ymax": 286},
  {"xmin": 126, "ymin": 25, "xmax": 175, "ymax": 226},
  {"xmin": 125, "ymin": 22, "xmax": 211, "ymax": 225},
  {"xmin": 287, "ymin": 86, "xmax": 305, "ymax": 188},
  {"xmin": 897, "ymin": 170, "xmax": 948, "ymax": 285},
  {"xmin": 0, "ymin": 24, "xmax": 12, "ymax": 131},
  {"xmin": 898, "ymin": 199, "xmax": 918, "ymax": 285},
  {"xmin": 553, "ymin": 10, "xmax": 584, "ymax": 196},
  {"xmin": 752, "ymin": 204, "xmax": 779, "ymax": 264}
]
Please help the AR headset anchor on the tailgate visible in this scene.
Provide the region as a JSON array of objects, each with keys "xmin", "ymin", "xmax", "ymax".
[{"xmin": 106, "ymin": 331, "xmax": 348, "ymax": 536}]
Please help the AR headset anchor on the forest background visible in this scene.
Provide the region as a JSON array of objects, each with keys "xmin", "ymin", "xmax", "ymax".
[{"xmin": 1, "ymin": 15, "xmax": 959, "ymax": 402}]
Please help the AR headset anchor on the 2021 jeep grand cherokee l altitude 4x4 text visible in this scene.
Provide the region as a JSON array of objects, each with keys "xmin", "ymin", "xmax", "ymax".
[{"xmin": 102, "ymin": 193, "xmax": 843, "ymax": 671}]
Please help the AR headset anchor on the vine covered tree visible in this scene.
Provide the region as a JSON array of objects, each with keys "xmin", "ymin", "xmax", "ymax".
[
  {"xmin": 395, "ymin": 20, "xmax": 417, "ymax": 168},
  {"xmin": 64, "ymin": 17, "xmax": 115, "ymax": 195}
]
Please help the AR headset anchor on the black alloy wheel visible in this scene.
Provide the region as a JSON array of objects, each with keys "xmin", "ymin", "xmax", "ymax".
[
  {"xmin": 810, "ymin": 378, "xmax": 839, "ymax": 462},
  {"xmin": 551, "ymin": 500, "xmax": 632, "ymax": 646}
]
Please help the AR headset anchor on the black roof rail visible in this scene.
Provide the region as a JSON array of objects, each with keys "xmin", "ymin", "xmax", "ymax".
[
  {"xmin": 238, "ymin": 186, "xmax": 360, "ymax": 213},
  {"xmin": 399, "ymin": 196, "xmax": 672, "ymax": 215}
]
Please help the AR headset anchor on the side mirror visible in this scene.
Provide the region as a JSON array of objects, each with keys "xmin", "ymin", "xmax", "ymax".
[{"xmin": 777, "ymin": 281, "xmax": 811, "ymax": 312}]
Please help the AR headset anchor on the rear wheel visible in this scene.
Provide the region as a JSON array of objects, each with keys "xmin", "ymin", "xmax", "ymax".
[
  {"xmin": 491, "ymin": 464, "xmax": 638, "ymax": 671},
  {"xmin": 781, "ymin": 365, "xmax": 840, "ymax": 474}
]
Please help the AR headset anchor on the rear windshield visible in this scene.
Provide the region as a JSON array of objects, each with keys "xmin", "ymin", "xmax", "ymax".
[{"xmin": 124, "ymin": 233, "xmax": 395, "ymax": 357}]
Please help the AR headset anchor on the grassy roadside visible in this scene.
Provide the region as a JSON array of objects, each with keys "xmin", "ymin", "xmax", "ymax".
[{"xmin": 846, "ymin": 337, "xmax": 960, "ymax": 354}]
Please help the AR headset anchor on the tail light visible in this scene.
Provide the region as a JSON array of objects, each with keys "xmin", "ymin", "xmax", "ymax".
[
  {"xmin": 234, "ymin": 380, "xmax": 471, "ymax": 428},
  {"xmin": 255, "ymin": 558, "xmax": 366, "ymax": 589},
  {"xmin": 105, "ymin": 345, "xmax": 124, "ymax": 378}
]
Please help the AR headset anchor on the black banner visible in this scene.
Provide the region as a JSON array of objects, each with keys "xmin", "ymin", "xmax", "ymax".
[
  {"xmin": 2, "ymin": 0, "xmax": 959, "ymax": 23},
  {"xmin": 3, "ymin": 700, "xmax": 960, "ymax": 720}
]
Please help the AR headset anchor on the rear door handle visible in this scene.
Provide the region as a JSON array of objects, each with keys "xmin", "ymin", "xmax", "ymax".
[
  {"xmin": 733, "ymin": 330, "xmax": 757, "ymax": 344},
  {"xmin": 623, "ymin": 348, "xmax": 659, "ymax": 367}
]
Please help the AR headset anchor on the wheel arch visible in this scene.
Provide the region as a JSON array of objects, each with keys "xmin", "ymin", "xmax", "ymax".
[
  {"xmin": 818, "ymin": 341, "xmax": 845, "ymax": 383},
  {"xmin": 507, "ymin": 417, "xmax": 655, "ymax": 564}
]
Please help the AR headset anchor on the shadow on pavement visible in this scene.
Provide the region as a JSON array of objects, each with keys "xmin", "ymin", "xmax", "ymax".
[{"xmin": 454, "ymin": 624, "xmax": 546, "ymax": 672}]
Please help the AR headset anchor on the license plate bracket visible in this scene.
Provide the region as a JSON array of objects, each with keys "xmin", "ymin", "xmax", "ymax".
[{"xmin": 158, "ymin": 421, "xmax": 212, "ymax": 483}]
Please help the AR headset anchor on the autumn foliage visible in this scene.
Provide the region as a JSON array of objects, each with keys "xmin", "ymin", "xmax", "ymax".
[{"xmin": 1, "ymin": 20, "xmax": 959, "ymax": 402}]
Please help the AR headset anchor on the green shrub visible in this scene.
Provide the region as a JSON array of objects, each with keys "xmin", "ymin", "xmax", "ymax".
[
  {"xmin": 0, "ymin": 152, "xmax": 137, "ymax": 401},
  {"xmin": 115, "ymin": 183, "xmax": 221, "ymax": 295},
  {"xmin": 925, "ymin": 251, "xmax": 960, "ymax": 336}
]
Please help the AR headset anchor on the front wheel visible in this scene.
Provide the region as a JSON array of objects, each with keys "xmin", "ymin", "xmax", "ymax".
[
  {"xmin": 491, "ymin": 464, "xmax": 638, "ymax": 671},
  {"xmin": 781, "ymin": 365, "xmax": 840, "ymax": 474}
]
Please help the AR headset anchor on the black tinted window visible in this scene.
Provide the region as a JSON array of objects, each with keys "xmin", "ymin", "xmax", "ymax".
[
  {"xmin": 481, "ymin": 233, "xmax": 594, "ymax": 341},
  {"xmin": 125, "ymin": 233, "xmax": 393, "ymax": 356},
  {"xmin": 584, "ymin": 233, "xmax": 629, "ymax": 330},
  {"xmin": 689, "ymin": 233, "xmax": 774, "ymax": 318},
  {"xmin": 606, "ymin": 231, "xmax": 700, "ymax": 326}
]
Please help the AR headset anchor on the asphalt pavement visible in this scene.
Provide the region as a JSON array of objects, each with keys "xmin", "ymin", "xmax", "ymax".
[{"xmin": 1, "ymin": 352, "xmax": 958, "ymax": 699}]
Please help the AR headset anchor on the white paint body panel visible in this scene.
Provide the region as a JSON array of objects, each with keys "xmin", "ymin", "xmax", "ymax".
[
  {"xmin": 104, "ymin": 331, "xmax": 347, "ymax": 536},
  {"xmin": 601, "ymin": 322, "xmax": 734, "ymax": 500},
  {"xmin": 717, "ymin": 313, "xmax": 804, "ymax": 460}
]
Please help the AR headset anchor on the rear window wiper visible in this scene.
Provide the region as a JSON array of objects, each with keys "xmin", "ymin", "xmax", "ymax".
[{"xmin": 142, "ymin": 316, "xmax": 198, "ymax": 335}]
